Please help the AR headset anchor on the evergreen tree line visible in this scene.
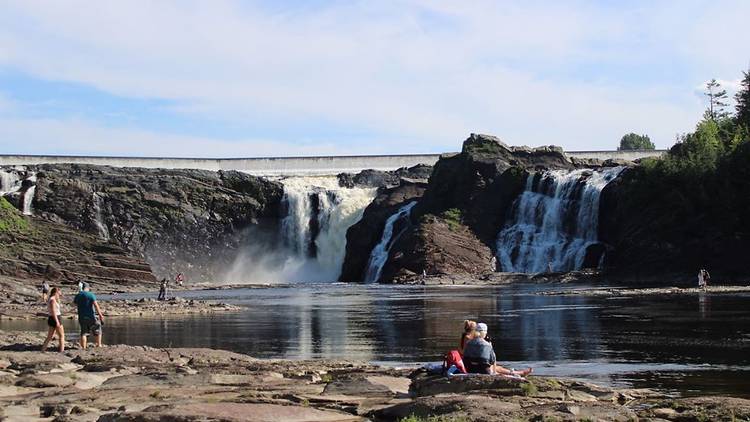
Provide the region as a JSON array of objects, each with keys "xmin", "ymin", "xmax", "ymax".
[{"xmin": 607, "ymin": 67, "xmax": 750, "ymax": 276}]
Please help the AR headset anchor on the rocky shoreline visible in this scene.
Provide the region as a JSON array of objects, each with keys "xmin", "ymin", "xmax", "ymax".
[
  {"xmin": 1, "ymin": 330, "xmax": 749, "ymax": 421},
  {"xmin": 0, "ymin": 275, "xmax": 241, "ymax": 321}
]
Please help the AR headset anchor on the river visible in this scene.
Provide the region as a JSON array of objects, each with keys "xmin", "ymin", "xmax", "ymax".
[{"xmin": 2, "ymin": 282, "xmax": 749, "ymax": 397}]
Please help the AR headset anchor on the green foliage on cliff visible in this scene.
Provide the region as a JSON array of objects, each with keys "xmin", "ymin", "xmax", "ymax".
[
  {"xmin": 0, "ymin": 197, "xmax": 29, "ymax": 234},
  {"xmin": 618, "ymin": 133, "xmax": 655, "ymax": 150},
  {"xmin": 441, "ymin": 208, "xmax": 463, "ymax": 231}
]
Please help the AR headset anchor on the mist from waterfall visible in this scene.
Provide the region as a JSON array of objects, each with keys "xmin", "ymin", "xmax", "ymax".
[
  {"xmin": 225, "ymin": 177, "xmax": 376, "ymax": 283},
  {"xmin": 496, "ymin": 167, "xmax": 623, "ymax": 273},
  {"xmin": 363, "ymin": 201, "xmax": 417, "ymax": 283}
]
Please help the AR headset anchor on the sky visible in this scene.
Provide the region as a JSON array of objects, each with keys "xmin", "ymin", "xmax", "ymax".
[{"xmin": 0, "ymin": 1, "xmax": 749, "ymax": 157}]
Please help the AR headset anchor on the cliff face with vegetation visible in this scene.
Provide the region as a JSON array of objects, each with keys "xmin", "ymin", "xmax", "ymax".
[
  {"xmin": 600, "ymin": 119, "xmax": 750, "ymax": 281},
  {"xmin": 0, "ymin": 196, "xmax": 156, "ymax": 293}
]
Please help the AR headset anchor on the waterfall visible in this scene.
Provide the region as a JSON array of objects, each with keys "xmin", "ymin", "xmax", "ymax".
[
  {"xmin": 92, "ymin": 192, "xmax": 110, "ymax": 242},
  {"xmin": 0, "ymin": 170, "xmax": 22, "ymax": 195},
  {"xmin": 22, "ymin": 174, "xmax": 37, "ymax": 216},
  {"xmin": 496, "ymin": 167, "xmax": 623, "ymax": 273},
  {"xmin": 363, "ymin": 201, "xmax": 417, "ymax": 283},
  {"xmin": 231, "ymin": 176, "xmax": 375, "ymax": 283}
]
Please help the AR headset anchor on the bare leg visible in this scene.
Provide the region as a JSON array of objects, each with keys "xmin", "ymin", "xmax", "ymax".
[
  {"xmin": 56, "ymin": 325, "xmax": 65, "ymax": 352},
  {"xmin": 491, "ymin": 364, "xmax": 514, "ymax": 376},
  {"xmin": 94, "ymin": 333, "xmax": 102, "ymax": 347},
  {"xmin": 41, "ymin": 326, "xmax": 55, "ymax": 352},
  {"xmin": 80, "ymin": 334, "xmax": 87, "ymax": 349},
  {"xmin": 493, "ymin": 364, "xmax": 533, "ymax": 377}
]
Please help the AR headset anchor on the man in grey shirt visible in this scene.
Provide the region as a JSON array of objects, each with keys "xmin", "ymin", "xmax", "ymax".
[
  {"xmin": 463, "ymin": 323, "xmax": 533, "ymax": 376},
  {"xmin": 463, "ymin": 322, "xmax": 496, "ymax": 374}
]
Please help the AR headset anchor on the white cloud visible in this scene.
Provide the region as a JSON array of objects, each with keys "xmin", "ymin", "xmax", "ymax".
[{"xmin": 0, "ymin": 1, "xmax": 748, "ymax": 154}]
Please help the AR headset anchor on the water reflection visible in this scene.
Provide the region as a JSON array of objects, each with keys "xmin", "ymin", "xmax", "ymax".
[
  {"xmin": 699, "ymin": 293, "xmax": 710, "ymax": 319},
  {"xmin": 103, "ymin": 285, "xmax": 604, "ymax": 364},
  {"xmin": 2, "ymin": 284, "xmax": 749, "ymax": 395}
]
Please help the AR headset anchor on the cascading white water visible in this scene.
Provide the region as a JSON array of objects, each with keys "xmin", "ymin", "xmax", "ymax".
[
  {"xmin": 92, "ymin": 192, "xmax": 110, "ymax": 242},
  {"xmin": 22, "ymin": 173, "xmax": 37, "ymax": 216},
  {"xmin": 0, "ymin": 170, "xmax": 22, "ymax": 195},
  {"xmin": 496, "ymin": 167, "xmax": 623, "ymax": 273},
  {"xmin": 282, "ymin": 177, "xmax": 376, "ymax": 281},
  {"xmin": 227, "ymin": 176, "xmax": 376, "ymax": 283},
  {"xmin": 363, "ymin": 201, "xmax": 417, "ymax": 283}
]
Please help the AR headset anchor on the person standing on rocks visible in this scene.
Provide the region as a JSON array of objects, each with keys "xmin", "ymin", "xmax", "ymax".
[
  {"xmin": 74, "ymin": 282, "xmax": 105, "ymax": 349},
  {"xmin": 158, "ymin": 278, "xmax": 168, "ymax": 301},
  {"xmin": 702, "ymin": 269, "xmax": 711, "ymax": 289},
  {"xmin": 41, "ymin": 287, "xmax": 65, "ymax": 353},
  {"xmin": 41, "ymin": 280, "xmax": 50, "ymax": 302},
  {"xmin": 698, "ymin": 269, "xmax": 710, "ymax": 290}
]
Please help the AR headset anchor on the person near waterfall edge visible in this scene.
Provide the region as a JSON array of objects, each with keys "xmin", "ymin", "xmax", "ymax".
[
  {"xmin": 698, "ymin": 269, "xmax": 710, "ymax": 290},
  {"xmin": 175, "ymin": 272, "xmax": 184, "ymax": 287}
]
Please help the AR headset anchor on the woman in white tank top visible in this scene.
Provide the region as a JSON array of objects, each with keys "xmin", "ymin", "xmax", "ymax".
[{"xmin": 41, "ymin": 287, "xmax": 65, "ymax": 352}]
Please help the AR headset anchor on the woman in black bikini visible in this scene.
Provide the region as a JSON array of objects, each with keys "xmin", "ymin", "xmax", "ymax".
[{"xmin": 41, "ymin": 287, "xmax": 65, "ymax": 353}]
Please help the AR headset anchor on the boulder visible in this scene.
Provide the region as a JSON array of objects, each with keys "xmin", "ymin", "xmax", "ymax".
[{"xmin": 338, "ymin": 179, "xmax": 428, "ymax": 282}]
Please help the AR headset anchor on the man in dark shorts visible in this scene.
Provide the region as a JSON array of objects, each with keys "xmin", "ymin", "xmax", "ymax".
[{"xmin": 73, "ymin": 282, "xmax": 105, "ymax": 348}]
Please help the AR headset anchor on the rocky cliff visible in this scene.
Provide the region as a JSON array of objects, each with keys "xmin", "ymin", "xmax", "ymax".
[
  {"xmin": 2, "ymin": 164, "xmax": 284, "ymax": 284},
  {"xmin": 338, "ymin": 179, "xmax": 429, "ymax": 282},
  {"xmin": 340, "ymin": 134, "xmax": 594, "ymax": 282},
  {"xmin": 0, "ymin": 197, "xmax": 156, "ymax": 292}
]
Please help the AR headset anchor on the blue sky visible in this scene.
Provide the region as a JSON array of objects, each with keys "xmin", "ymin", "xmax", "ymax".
[{"xmin": 0, "ymin": 1, "xmax": 748, "ymax": 157}]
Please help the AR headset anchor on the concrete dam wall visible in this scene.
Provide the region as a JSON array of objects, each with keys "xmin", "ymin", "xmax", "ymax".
[{"xmin": 0, "ymin": 150, "xmax": 665, "ymax": 176}]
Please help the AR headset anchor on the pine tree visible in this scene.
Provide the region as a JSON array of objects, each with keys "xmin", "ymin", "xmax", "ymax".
[
  {"xmin": 704, "ymin": 78, "xmax": 730, "ymax": 120},
  {"xmin": 735, "ymin": 70, "xmax": 750, "ymax": 128}
]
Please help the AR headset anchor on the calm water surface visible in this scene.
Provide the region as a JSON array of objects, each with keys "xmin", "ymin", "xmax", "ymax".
[{"xmin": 3, "ymin": 282, "xmax": 749, "ymax": 396}]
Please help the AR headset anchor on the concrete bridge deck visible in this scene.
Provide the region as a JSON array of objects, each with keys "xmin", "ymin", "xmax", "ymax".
[{"xmin": 0, "ymin": 150, "xmax": 665, "ymax": 176}]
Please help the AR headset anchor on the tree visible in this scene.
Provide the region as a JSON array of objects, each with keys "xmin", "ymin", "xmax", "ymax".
[
  {"xmin": 704, "ymin": 78, "xmax": 730, "ymax": 120},
  {"xmin": 618, "ymin": 133, "xmax": 655, "ymax": 150},
  {"xmin": 735, "ymin": 69, "xmax": 750, "ymax": 128}
]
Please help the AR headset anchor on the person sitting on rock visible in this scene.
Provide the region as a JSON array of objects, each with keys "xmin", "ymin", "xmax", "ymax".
[
  {"xmin": 460, "ymin": 320, "xmax": 476, "ymax": 355},
  {"xmin": 175, "ymin": 272, "xmax": 185, "ymax": 287},
  {"xmin": 463, "ymin": 323, "xmax": 532, "ymax": 377}
]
